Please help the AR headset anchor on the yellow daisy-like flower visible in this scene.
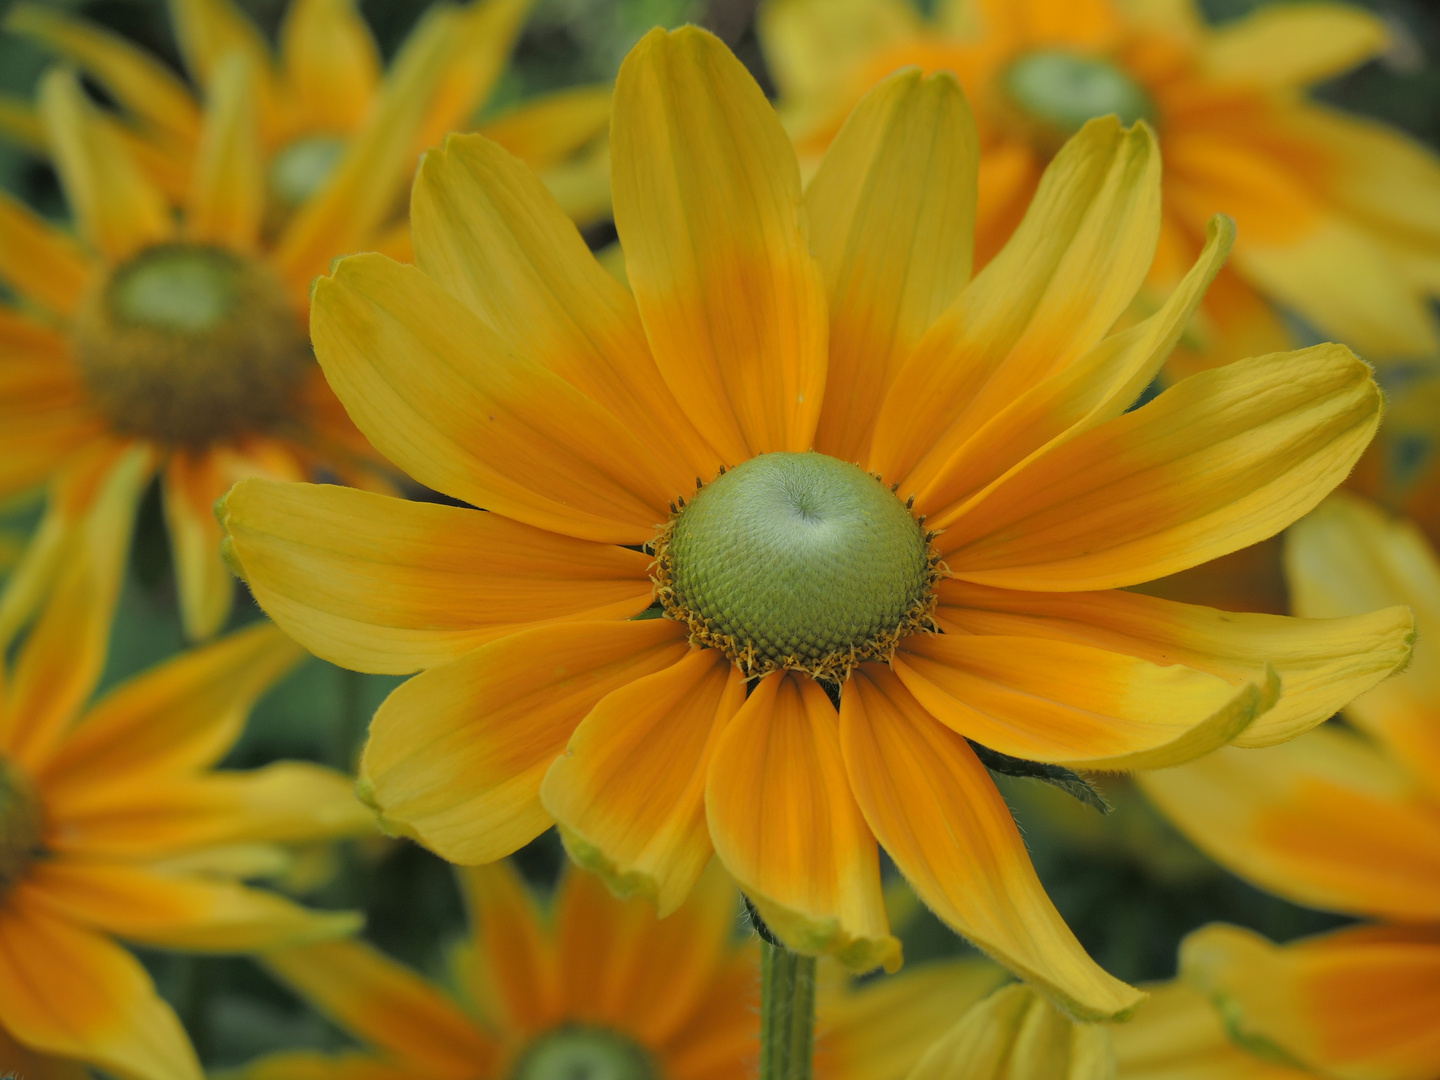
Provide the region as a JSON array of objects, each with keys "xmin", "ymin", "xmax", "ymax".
[
  {"xmin": 238, "ymin": 864, "xmax": 1007, "ymax": 1080},
  {"xmin": 221, "ymin": 25, "xmax": 1411, "ymax": 1019},
  {"xmin": 0, "ymin": 514, "xmax": 372, "ymax": 1079},
  {"xmin": 1142, "ymin": 492, "xmax": 1440, "ymax": 1080},
  {"xmin": 5, "ymin": 0, "xmax": 613, "ymax": 230},
  {"xmin": 760, "ymin": 0, "xmax": 1440, "ymax": 370},
  {"xmin": 0, "ymin": 0, "xmax": 610, "ymax": 644}
]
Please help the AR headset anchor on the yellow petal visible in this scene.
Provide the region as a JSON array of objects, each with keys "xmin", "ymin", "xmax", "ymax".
[
  {"xmin": 0, "ymin": 186, "xmax": 96, "ymax": 316},
  {"xmin": 410, "ymin": 132, "xmax": 720, "ymax": 490},
  {"xmin": 25, "ymin": 860, "xmax": 359, "ymax": 951},
  {"xmin": 184, "ymin": 51, "xmax": 262, "ymax": 252},
  {"xmin": 278, "ymin": 0, "xmax": 380, "ymax": 133},
  {"xmin": 1, "ymin": 444, "xmax": 152, "ymax": 772},
  {"xmin": 818, "ymin": 958, "xmax": 1010, "ymax": 1080},
  {"xmin": 1285, "ymin": 492, "xmax": 1440, "ymax": 790},
  {"xmin": 895, "ymin": 631, "xmax": 1265, "ymax": 770},
  {"xmin": 1201, "ymin": 3, "xmax": 1388, "ymax": 88},
  {"xmin": 0, "ymin": 1022, "xmax": 90, "ymax": 1080},
  {"xmin": 37, "ymin": 620, "xmax": 300, "ymax": 791},
  {"xmin": 706, "ymin": 671, "xmax": 899, "ymax": 972},
  {"xmin": 542, "ymin": 648, "xmax": 744, "ymax": 916},
  {"xmin": 263, "ymin": 940, "xmax": 495, "ymax": 1077},
  {"xmin": 904, "ymin": 983, "xmax": 1116, "ymax": 1080},
  {"xmin": 552, "ymin": 863, "xmax": 739, "ymax": 1044},
  {"xmin": 1139, "ymin": 729, "xmax": 1440, "ymax": 922},
  {"xmin": 165, "ymin": 0, "xmax": 274, "ymax": 116},
  {"xmin": 869, "ymin": 116, "xmax": 1159, "ymax": 495},
  {"xmin": 6, "ymin": 4, "xmax": 202, "ymax": 145},
  {"xmin": 220, "ymin": 1052, "xmax": 411, "ymax": 1080},
  {"xmin": 935, "ymin": 579, "xmax": 1413, "ymax": 748},
  {"xmin": 805, "ymin": 67, "xmax": 977, "ymax": 463},
  {"xmin": 918, "ymin": 215, "xmax": 1234, "ymax": 523},
  {"xmin": 758, "ymin": 0, "xmax": 922, "ymax": 105},
  {"xmin": 456, "ymin": 862, "xmax": 559, "ymax": 1032},
  {"xmin": 612, "ymin": 26, "xmax": 827, "ymax": 462},
  {"xmin": 1111, "ymin": 980, "xmax": 1316, "ymax": 1080},
  {"xmin": 478, "ymin": 84, "xmax": 612, "ymax": 173},
  {"xmin": 360, "ymin": 619, "xmax": 690, "ymax": 864},
  {"xmin": 839, "ymin": 665, "xmax": 1143, "ymax": 1020},
  {"xmin": 38, "ymin": 68, "xmax": 172, "ymax": 261},
  {"xmin": 1182, "ymin": 923, "xmax": 1440, "ymax": 1080},
  {"xmin": 938, "ymin": 345, "xmax": 1381, "ymax": 589},
  {"xmin": 49, "ymin": 762, "xmax": 374, "ymax": 859},
  {"xmin": 311, "ymin": 253, "xmax": 673, "ymax": 544},
  {"xmin": 220, "ymin": 478, "xmax": 654, "ymax": 675},
  {"xmin": 0, "ymin": 893, "xmax": 201, "ymax": 1080},
  {"xmin": 1236, "ymin": 217, "xmax": 1440, "ymax": 359}
]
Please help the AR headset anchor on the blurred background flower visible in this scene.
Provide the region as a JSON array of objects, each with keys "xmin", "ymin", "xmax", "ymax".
[{"xmin": 0, "ymin": 0, "xmax": 1437, "ymax": 1072}]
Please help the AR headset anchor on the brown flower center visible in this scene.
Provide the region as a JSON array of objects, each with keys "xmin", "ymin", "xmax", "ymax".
[{"xmin": 73, "ymin": 243, "xmax": 311, "ymax": 447}]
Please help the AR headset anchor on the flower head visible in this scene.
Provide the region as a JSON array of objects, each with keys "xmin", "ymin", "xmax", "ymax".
[
  {"xmin": 223, "ymin": 26, "xmax": 1409, "ymax": 1019},
  {"xmin": 0, "ymin": 536, "xmax": 371, "ymax": 1079},
  {"xmin": 760, "ymin": 0, "xmax": 1440, "ymax": 370},
  {"xmin": 0, "ymin": 0, "xmax": 612, "ymax": 642},
  {"xmin": 1142, "ymin": 492, "xmax": 1440, "ymax": 1079}
]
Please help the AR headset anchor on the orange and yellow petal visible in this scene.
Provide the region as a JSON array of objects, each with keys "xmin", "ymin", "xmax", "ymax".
[
  {"xmin": 263, "ymin": 940, "xmax": 495, "ymax": 1079},
  {"xmin": 937, "ymin": 345, "xmax": 1380, "ymax": 588},
  {"xmin": 278, "ymin": 0, "xmax": 380, "ymax": 133},
  {"xmin": 805, "ymin": 67, "xmax": 977, "ymax": 463},
  {"xmin": 311, "ymin": 253, "xmax": 673, "ymax": 544},
  {"xmin": 1139, "ymin": 728, "xmax": 1440, "ymax": 923},
  {"xmin": 542, "ymin": 648, "xmax": 744, "ymax": 915},
  {"xmin": 894, "ymin": 631, "xmax": 1265, "ymax": 770},
  {"xmin": 935, "ymin": 579, "xmax": 1413, "ymax": 748},
  {"xmin": 0, "ymin": 892, "xmax": 201, "ymax": 1080},
  {"xmin": 24, "ymin": 860, "xmax": 359, "ymax": 951},
  {"xmin": 816, "ymin": 958, "xmax": 1009, "ymax": 1080},
  {"xmin": 37, "ymin": 619, "xmax": 301, "ymax": 791},
  {"xmin": 553, "ymin": 862, "xmax": 739, "ymax": 1045},
  {"xmin": 656, "ymin": 950, "xmax": 759, "ymax": 1080},
  {"xmin": 0, "ymin": 189, "xmax": 96, "ymax": 316},
  {"xmin": 1111, "ymin": 980, "xmax": 1317, "ymax": 1080},
  {"xmin": 221, "ymin": 479, "xmax": 654, "ymax": 675},
  {"xmin": 456, "ymin": 862, "xmax": 559, "ymax": 1033},
  {"xmin": 409, "ymin": 130, "xmax": 720, "ymax": 489},
  {"xmin": 869, "ymin": 116, "xmax": 1159, "ymax": 494},
  {"xmin": 38, "ymin": 67, "xmax": 172, "ymax": 261},
  {"xmin": 478, "ymin": 83, "xmax": 612, "ymax": 174},
  {"xmin": 184, "ymin": 52, "xmax": 263, "ymax": 253},
  {"xmin": 839, "ymin": 665, "xmax": 1142, "ymax": 1020},
  {"xmin": 903, "ymin": 982, "xmax": 1115, "ymax": 1080},
  {"xmin": 1199, "ymin": 3, "xmax": 1387, "ymax": 88},
  {"xmin": 219, "ymin": 1051, "xmax": 413, "ymax": 1080},
  {"xmin": 611, "ymin": 26, "xmax": 827, "ymax": 463},
  {"xmin": 706, "ymin": 671, "xmax": 900, "ymax": 972},
  {"xmin": 0, "ymin": 1022, "xmax": 89, "ymax": 1080},
  {"xmin": 1285, "ymin": 492, "xmax": 1440, "ymax": 790},
  {"xmin": 1182, "ymin": 923, "xmax": 1440, "ymax": 1080},
  {"xmin": 48, "ymin": 762, "xmax": 372, "ymax": 860},
  {"xmin": 360, "ymin": 619, "xmax": 690, "ymax": 864}
]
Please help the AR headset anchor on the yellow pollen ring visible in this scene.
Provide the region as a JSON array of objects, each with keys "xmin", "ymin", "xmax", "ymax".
[
  {"xmin": 73, "ymin": 243, "xmax": 311, "ymax": 447},
  {"xmin": 0, "ymin": 757, "xmax": 42, "ymax": 895},
  {"xmin": 650, "ymin": 452, "xmax": 944, "ymax": 683}
]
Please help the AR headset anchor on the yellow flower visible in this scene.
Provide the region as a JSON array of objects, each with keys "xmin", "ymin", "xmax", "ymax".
[
  {"xmin": 759, "ymin": 0, "xmax": 1440, "ymax": 371},
  {"xmin": 0, "ymin": 0, "xmax": 610, "ymax": 644},
  {"xmin": 0, "ymin": 530, "xmax": 372, "ymax": 1079},
  {"xmin": 233, "ymin": 864, "xmax": 757, "ymax": 1080},
  {"xmin": 1141, "ymin": 492, "xmax": 1440, "ymax": 1080},
  {"xmin": 221, "ymin": 25, "xmax": 1409, "ymax": 1019}
]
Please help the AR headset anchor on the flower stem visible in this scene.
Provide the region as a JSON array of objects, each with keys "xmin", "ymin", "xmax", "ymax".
[{"xmin": 760, "ymin": 939, "xmax": 816, "ymax": 1080}]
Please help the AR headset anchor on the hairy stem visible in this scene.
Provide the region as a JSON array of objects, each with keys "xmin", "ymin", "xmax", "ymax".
[{"xmin": 760, "ymin": 939, "xmax": 816, "ymax": 1080}]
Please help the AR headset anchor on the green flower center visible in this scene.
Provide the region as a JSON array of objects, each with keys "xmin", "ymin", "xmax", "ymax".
[
  {"xmin": 654, "ymin": 452, "xmax": 938, "ymax": 681},
  {"xmin": 1002, "ymin": 50, "xmax": 1154, "ymax": 148},
  {"xmin": 268, "ymin": 134, "xmax": 347, "ymax": 209},
  {"xmin": 74, "ymin": 243, "xmax": 311, "ymax": 447},
  {"xmin": 0, "ymin": 757, "xmax": 42, "ymax": 895},
  {"xmin": 509, "ymin": 1026, "xmax": 658, "ymax": 1080}
]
